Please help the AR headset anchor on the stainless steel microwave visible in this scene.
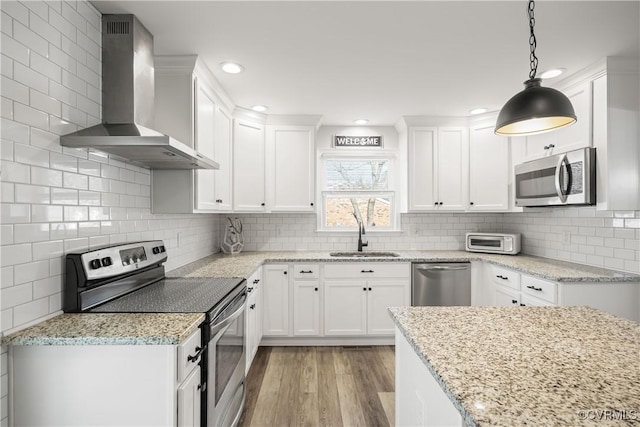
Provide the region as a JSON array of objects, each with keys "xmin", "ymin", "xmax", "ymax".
[
  {"xmin": 465, "ymin": 233, "xmax": 521, "ymax": 255},
  {"xmin": 514, "ymin": 147, "xmax": 596, "ymax": 207}
]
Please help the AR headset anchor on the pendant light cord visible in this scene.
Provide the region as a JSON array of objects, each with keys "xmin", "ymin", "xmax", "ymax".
[{"xmin": 528, "ymin": 0, "xmax": 538, "ymax": 80}]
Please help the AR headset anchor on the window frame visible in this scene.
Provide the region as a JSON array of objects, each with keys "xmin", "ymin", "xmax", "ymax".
[{"xmin": 317, "ymin": 151, "xmax": 400, "ymax": 232}]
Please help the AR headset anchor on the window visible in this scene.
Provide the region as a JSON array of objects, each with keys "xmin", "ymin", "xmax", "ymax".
[{"xmin": 320, "ymin": 157, "xmax": 397, "ymax": 231}]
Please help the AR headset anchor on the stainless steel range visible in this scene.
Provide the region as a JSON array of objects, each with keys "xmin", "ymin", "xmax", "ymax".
[{"xmin": 64, "ymin": 240, "xmax": 246, "ymax": 427}]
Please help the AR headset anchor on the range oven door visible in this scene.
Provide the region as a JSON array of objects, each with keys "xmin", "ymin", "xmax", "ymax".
[{"xmin": 207, "ymin": 289, "xmax": 246, "ymax": 427}]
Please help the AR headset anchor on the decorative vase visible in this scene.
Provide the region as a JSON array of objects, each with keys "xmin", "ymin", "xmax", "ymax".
[{"xmin": 221, "ymin": 217, "xmax": 244, "ymax": 254}]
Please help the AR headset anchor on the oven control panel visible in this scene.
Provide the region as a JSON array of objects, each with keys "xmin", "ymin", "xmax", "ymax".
[{"xmin": 80, "ymin": 240, "xmax": 167, "ymax": 280}]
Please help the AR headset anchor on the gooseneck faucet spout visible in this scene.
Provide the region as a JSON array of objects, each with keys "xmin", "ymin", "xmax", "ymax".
[{"xmin": 353, "ymin": 212, "xmax": 369, "ymax": 252}]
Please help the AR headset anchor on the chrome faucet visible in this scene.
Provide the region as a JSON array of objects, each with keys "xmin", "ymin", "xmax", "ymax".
[{"xmin": 353, "ymin": 213, "xmax": 368, "ymax": 252}]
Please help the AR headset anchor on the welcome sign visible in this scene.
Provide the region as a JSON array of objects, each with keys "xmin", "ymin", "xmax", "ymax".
[{"xmin": 334, "ymin": 135, "xmax": 383, "ymax": 147}]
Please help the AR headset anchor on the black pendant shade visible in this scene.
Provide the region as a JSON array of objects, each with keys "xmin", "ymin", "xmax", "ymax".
[{"xmin": 495, "ymin": 78, "xmax": 577, "ymax": 136}]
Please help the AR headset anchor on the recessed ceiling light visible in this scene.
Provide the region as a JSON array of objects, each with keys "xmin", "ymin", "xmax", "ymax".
[
  {"xmin": 469, "ymin": 108, "xmax": 488, "ymax": 115},
  {"xmin": 354, "ymin": 119, "xmax": 369, "ymax": 125},
  {"xmin": 251, "ymin": 105, "xmax": 268, "ymax": 113},
  {"xmin": 540, "ymin": 68, "xmax": 565, "ymax": 79},
  {"xmin": 220, "ymin": 62, "xmax": 244, "ymax": 74}
]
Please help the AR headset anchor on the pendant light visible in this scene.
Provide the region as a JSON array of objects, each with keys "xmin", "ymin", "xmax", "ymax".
[{"xmin": 495, "ymin": 0, "xmax": 576, "ymax": 136}]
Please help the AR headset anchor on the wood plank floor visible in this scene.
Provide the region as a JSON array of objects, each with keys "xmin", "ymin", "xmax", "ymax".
[{"xmin": 238, "ymin": 346, "xmax": 395, "ymax": 427}]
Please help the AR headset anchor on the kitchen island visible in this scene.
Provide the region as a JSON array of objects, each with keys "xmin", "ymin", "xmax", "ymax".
[{"xmin": 389, "ymin": 306, "xmax": 640, "ymax": 426}]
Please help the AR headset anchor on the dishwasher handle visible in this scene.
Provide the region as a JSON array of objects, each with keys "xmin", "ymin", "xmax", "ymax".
[{"xmin": 417, "ymin": 266, "xmax": 469, "ymax": 272}]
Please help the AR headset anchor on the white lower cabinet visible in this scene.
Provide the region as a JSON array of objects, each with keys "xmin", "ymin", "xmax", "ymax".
[
  {"xmin": 323, "ymin": 263, "xmax": 411, "ymax": 337},
  {"xmin": 10, "ymin": 328, "xmax": 202, "ymax": 426},
  {"xmin": 293, "ymin": 279, "xmax": 322, "ymax": 335},
  {"xmin": 484, "ymin": 264, "xmax": 639, "ymax": 321},
  {"xmin": 262, "ymin": 264, "xmax": 290, "ymax": 336}
]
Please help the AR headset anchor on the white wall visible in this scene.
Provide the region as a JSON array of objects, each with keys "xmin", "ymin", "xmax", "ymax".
[{"xmin": 0, "ymin": 2, "xmax": 220, "ymax": 424}]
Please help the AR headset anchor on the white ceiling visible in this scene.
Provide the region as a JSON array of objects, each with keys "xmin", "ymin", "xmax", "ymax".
[{"xmin": 92, "ymin": 1, "xmax": 640, "ymax": 126}]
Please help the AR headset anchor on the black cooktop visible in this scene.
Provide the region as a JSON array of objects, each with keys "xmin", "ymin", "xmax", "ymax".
[{"xmin": 90, "ymin": 277, "xmax": 244, "ymax": 314}]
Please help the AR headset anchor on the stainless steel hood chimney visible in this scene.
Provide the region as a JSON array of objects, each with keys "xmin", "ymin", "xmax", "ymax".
[{"xmin": 60, "ymin": 15, "xmax": 218, "ymax": 170}]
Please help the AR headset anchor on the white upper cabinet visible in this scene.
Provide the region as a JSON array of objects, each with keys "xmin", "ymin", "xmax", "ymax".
[
  {"xmin": 266, "ymin": 125, "xmax": 316, "ymax": 212},
  {"xmin": 523, "ymin": 80, "xmax": 592, "ymax": 160},
  {"xmin": 468, "ymin": 124, "xmax": 509, "ymax": 211},
  {"xmin": 151, "ymin": 55, "xmax": 234, "ymax": 214},
  {"xmin": 408, "ymin": 126, "xmax": 468, "ymax": 211},
  {"xmin": 233, "ymin": 119, "xmax": 266, "ymax": 212}
]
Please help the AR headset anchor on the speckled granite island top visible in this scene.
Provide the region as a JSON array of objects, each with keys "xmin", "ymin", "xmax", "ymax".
[
  {"xmin": 2, "ymin": 313, "xmax": 205, "ymax": 346},
  {"xmin": 389, "ymin": 306, "xmax": 640, "ymax": 426},
  {"xmin": 167, "ymin": 250, "xmax": 640, "ymax": 283}
]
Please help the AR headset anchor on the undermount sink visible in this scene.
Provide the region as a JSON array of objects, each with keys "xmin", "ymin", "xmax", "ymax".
[{"xmin": 329, "ymin": 251, "xmax": 401, "ymax": 258}]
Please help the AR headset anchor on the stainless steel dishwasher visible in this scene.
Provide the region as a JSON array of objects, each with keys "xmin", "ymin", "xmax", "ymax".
[{"xmin": 412, "ymin": 263, "xmax": 471, "ymax": 306}]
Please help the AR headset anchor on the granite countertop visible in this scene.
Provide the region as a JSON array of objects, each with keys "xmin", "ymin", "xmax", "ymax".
[
  {"xmin": 389, "ymin": 306, "xmax": 640, "ymax": 427},
  {"xmin": 2, "ymin": 313, "xmax": 205, "ymax": 346},
  {"xmin": 167, "ymin": 250, "xmax": 640, "ymax": 283}
]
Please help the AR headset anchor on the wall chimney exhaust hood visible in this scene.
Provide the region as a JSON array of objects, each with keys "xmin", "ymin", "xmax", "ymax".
[{"xmin": 61, "ymin": 15, "xmax": 218, "ymax": 170}]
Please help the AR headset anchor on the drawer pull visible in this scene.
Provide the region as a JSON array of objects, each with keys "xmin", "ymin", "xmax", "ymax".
[
  {"xmin": 361, "ymin": 269, "xmax": 375, "ymax": 273},
  {"xmin": 363, "ymin": 287, "xmax": 367, "ymax": 291},
  {"xmin": 300, "ymin": 270, "xmax": 313, "ymax": 274},
  {"xmin": 526, "ymin": 285, "xmax": 543, "ymax": 291},
  {"xmin": 187, "ymin": 346, "xmax": 203, "ymax": 363},
  {"xmin": 253, "ymin": 279, "xmax": 260, "ymax": 284},
  {"xmin": 368, "ymin": 287, "xmax": 372, "ymax": 291},
  {"xmin": 520, "ymin": 303, "xmax": 526, "ymax": 306},
  {"xmin": 247, "ymin": 287, "xmax": 254, "ymax": 293},
  {"xmin": 250, "ymin": 304, "xmax": 256, "ymax": 310},
  {"xmin": 511, "ymin": 299, "xmax": 518, "ymax": 304}
]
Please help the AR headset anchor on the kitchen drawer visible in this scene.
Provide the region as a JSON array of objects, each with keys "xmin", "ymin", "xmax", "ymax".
[
  {"xmin": 521, "ymin": 293, "xmax": 556, "ymax": 307},
  {"xmin": 177, "ymin": 328, "xmax": 202, "ymax": 383},
  {"xmin": 522, "ymin": 275, "xmax": 557, "ymax": 304},
  {"xmin": 490, "ymin": 265, "xmax": 521, "ymax": 290},
  {"xmin": 324, "ymin": 263, "xmax": 410, "ymax": 279},
  {"xmin": 293, "ymin": 264, "xmax": 320, "ymax": 279}
]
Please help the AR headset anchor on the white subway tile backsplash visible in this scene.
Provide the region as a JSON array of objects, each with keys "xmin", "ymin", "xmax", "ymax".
[
  {"xmin": 32, "ymin": 240, "xmax": 63, "ymax": 261},
  {"xmin": 1, "ymin": 161, "xmax": 30, "ymax": 183},
  {"xmin": 100, "ymin": 164, "xmax": 119, "ymax": 179},
  {"xmin": 61, "ymin": 67, "xmax": 86, "ymax": 95},
  {"xmin": 48, "ymin": 8, "xmax": 76, "ymax": 42},
  {"xmin": 61, "ymin": 1, "xmax": 86, "ymax": 34},
  {"xmin": 15, "ymin": 144, "xmax": 50, "ymax": 168},
  {"xmin": 78, "ymin": 190, "xmax": 100, "ymax": 205},
  {"xmin": 63, "ymin": 237, "xmax": 88, "ymax": 253},
  {"xmin": 50, "ymin": 152, "xmax": 78, "ymax": 172},
  {"xmin": 23, "ymin": 1, "xmax": 49, "ymax": 21},
  {"xmin": 78, "ymin": 221, "xmax": 100, "ymax": 237},
  {"xmin": 13, "ymin": 297, "xmax": 50, "ymax": 326},
  {"xmin": 15, "ymin": 183, "xmax": 50, "ymax": 204},
  {"xmin": 62, "ymin": 171, "xmax": 88, "ymax": 190},
  {"xmin": 30, "ymin": 88, "xmax": 62, "ymax": 117},
  {"xmin": 63, "ymin": 205, "xmax": 87, "ymax": 221},
  {"xmin": 49, "ymin": 222, "xmax": 77, "ymax": 239},
  {"xmin": 13, "ymin": 102, "xmax": 49, "ymax": 130},
  {"xmin": 31, "ymin": 128, "xmax": 62, "ymax": 153},
  {"xmin": 1, "ymin": 283, "xmax": 32, "ymax": 310},
  {"xmin": 1, "ymin": 182, "xmax": 14, "ymax": 203},
  {"xmin": 0, "ymin": 243, "xmax": 31, "ymax": 267},
  {"xmin": 14, "ymin": 259, "xmax": 49, "ymax": 284},
  {"xmin": 31, "ymin": 166, "xmax": 63, "ymax": 187},
  {"xmin": 1, "ymin": 11, "xmax": 12, "ymax": 36},
  {"xmin": 61, "ymin": 103, "xmax": 86, "ymax": 128},
  {"xmin": 75, "ymin": 0, "xmax": 100, "ymax": 30},
  {"xmin": 1, "ymin": 267, "xmax": 14, "ymax": 288},
  {"xmin": 0, "ymin": 225, "xmax": 13, "ymax": 245},
  {"xmin": 0, "ymin": 118, "xmax": 29, "ymax": 144},
  {"xmin": 13, "ymin": 223, "xmax": 49, "ymax": 243},
  {"xmin": 1, "ymin": 76, "xmax": 28, "ymax": 104},
  {"xmin": 32, "ymin": 275, "xmax": 60, "ymax": 299},
  {"xmin": 0, "ymin": 2, "xmax": 28, "ymax": 26},
  {"xmin": 50, "ymin": 187, "xmax": 78, "ymax": 205},
  {"xmin": 0, "ymin": 33, "xmax": 28, "ymax": 66}
]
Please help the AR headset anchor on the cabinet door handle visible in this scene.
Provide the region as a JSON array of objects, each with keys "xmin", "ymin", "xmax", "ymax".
[
  {"xmin": 544, "ymin": 144, "xmax": 555, "ymax": 150},
  {"xmin": 247, "ymin": 287, "xmax": 254, "ymax": 293},
  {"xmin": 253, "ymin": 279, "xmax": 260, "ymax": 284},
  {"xmin": 511, "ymin": 299, "xmax": 518, "ymax": 304},
  {"xmin": 526, "ymin": 285, "xmax": 543, "ymax": 291},
  {"xmin": 520, "ymin": 303, "xmax": 526, "ymax": 306},
  {"xmin": 283, "ymin": 271, "xmax": 287, "ymax": 275},
  {"xmin": 496, "ymin": 275, "xmax": 504, "ymax": 279},
  {"xmin": 314, "ymin": 287, "xmax": 318, "ymax": 291},
  {"xmin": 261, "ymin": 202, "xmax": 265, "ymax": 206},
  {"xmin": 361, "ymin": 270, "xmax": 374, "ymax": 273},
  {"xmin": 368, "ymin": 287, "xmax": 372, "ymax": 291},
  {"xmin": 434, "ymin": 202, "xmax": 438, "ymax": 206},
  {"xmin": 250, "ymin": 304, "xmax": 256, "ymax": 310},
  {"xmin": 310, "ymin": 202, "xmax": 314, "ymax": 206},
  {"xmin": 300, "ymin": 270, "xmax": 313, "ymax": 274},
  {"xmin": 363, "ymin": 287, "xmax": 367, "ymax": 291},
  {"xmin": 187, "ymin": 346, "xmax": 204, "ymax": 363},
  {"xmin": 439, "ymin": 202, "xmax": 443, "ymax": 205},
  {"xmin": 470, "ymin": 202, "xmax": 474, "ymax": 205}
]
